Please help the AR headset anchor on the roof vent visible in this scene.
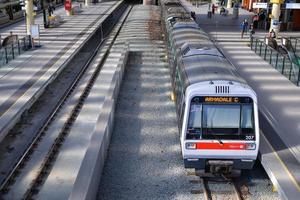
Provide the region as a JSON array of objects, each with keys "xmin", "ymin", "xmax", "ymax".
[{"xmin": 215, "ymin": 86, "xmax": 230, "ymax": 94}]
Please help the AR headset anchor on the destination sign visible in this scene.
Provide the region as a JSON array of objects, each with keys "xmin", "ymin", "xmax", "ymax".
[
  {"xmin": 204, "ymin": 97, "xmax": 239, "ymax": 103},
  {"xmin": 191, "ymin": 96, "xmax": 253, "ymax": 104},
  {"xmin": 253, "ymin": 2, "xmax": 268, "ymax": 9}
]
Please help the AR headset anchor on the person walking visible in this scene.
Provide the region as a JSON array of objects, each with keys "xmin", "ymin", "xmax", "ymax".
[
  {"xmin": 212, "ymin": 4, "xmax": 215, "ymax": 15},
  {"xmin": 249, "ymin": 24, "xmax": 255, "ymax": 43},
  {"xmin": 252, "ymin": 14, "xmax": 259, "ymax": 29},
  {"xmin": 48, "ymin": 1, "xmax": 55, "ymax": 16},
  {"xmin": 244, "ymin": 19, "xmax": 249, "ymax": 34},
  {"xmin": 241, "ymin": 19, "xmax": 248, "ymax": 38},
  {"xmin": 269, "ymin": 29, "xmax": 276, "ymax": 39}
]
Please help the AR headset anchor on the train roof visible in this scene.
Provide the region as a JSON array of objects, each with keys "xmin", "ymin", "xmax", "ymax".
[
  {"xmin": 167, "ymin": 7, "xmax": 186, "ymax": 13},
  {"xmin": 167, "ymin": 15, "xmax": 192, "ymax": 24},
  {"xmin": 168, "ymin": 16, "xmax": 193, "ymax": 24},
  {"xmin": 171, "ymin": 29, "xmax": 209, "ymax": 48},
  {"xmin": 166, "ymin": 13, "xmax": 191, "ymax": 23},
  {"xmin": 162, "ymin": 0, "xmax": 182, "ymax": 5},
  {"xmin": 171, "ymin": 28, "xmax": 208, "ymax": 38},
  {"xmin": 179, "ymin": 54, "xmax": 247, "ymax": 89},
  {"xmin": 180, "ymin": 42, "xmax": 219, "ymax": 57},
  {"xmin": 172, "ymin": 21, "xmax": 199, "ymax": 29}
]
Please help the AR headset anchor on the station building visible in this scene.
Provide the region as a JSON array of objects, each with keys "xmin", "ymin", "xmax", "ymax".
[{"xmin": 242, "ymin": 0, "xmax": 300, "ymax": 31}]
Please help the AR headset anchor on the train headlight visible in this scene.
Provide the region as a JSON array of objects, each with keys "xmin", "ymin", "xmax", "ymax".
[
  {"xmin": 186, "ymin": 143, "xmax": 196, "ymax": 149},
  {"xmin": 245, "ymin": 143, "xmax": 256, "ymax": 150}
]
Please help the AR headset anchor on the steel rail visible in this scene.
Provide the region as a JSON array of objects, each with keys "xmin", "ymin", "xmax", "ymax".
[{"xmin": 200, "ymin": 176, "xmax": 244, "ymax": 200}]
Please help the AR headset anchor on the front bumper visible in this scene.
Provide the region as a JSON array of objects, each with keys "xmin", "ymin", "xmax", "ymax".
[{"xmin": 184, "ymin": 158, "xmax": 255, "ymax": 170}]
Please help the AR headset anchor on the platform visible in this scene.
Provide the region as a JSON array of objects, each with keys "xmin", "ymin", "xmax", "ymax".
[
  {"xmin": 180, "ymin": 1, "xmax": 300, "ymax": 199},
  {"xmin": 98, "ymin": 5, "xmax": 199, "ymax": 200},
  {"xmin": 0, "ymin": 1, "xmax": 122, "ymax": 141}
]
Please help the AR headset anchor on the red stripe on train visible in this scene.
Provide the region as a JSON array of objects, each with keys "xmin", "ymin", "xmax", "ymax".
[{"xmin": 196, "ymin": 142, "xmax": 246, "ymax": 150}]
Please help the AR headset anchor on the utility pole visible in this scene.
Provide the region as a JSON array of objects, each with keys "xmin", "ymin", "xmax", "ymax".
[
  {"xmin": 269, "ymin": 0, "xmax": 283, "ymax": 35},
  {"xmin": 143, "ymin": 0, "xmax": 154, "ymax": 5},
  {"xmin": 25, "ymin": 0, "xmax": 34, "ymax": 35},
  {"xmin": 227, "ymin": 0, "xmax": 232, "ymax": 8}
]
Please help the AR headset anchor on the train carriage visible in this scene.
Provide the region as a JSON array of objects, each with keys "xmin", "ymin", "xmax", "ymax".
[
  {"xmin": 177, "ymin": 46, "xmax": 258, "ymax": 171},
  {"xmin": 168, "ymin": 24, "xmax": 212, "ymax": 83},
  {"xmin": 161, "ymin": 0, "xmax": 259, "ymax": 175}
]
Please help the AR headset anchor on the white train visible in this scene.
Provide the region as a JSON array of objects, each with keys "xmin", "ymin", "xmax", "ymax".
[{"xmin": 161, "ymin": 0, "xmax": 259, "ymax": 175}]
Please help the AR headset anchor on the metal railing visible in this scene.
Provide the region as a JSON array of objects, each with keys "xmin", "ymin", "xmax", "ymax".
[
  {"xmin": 250, "ymin": 37, "xmax": 300, "ymax": 86},
  {"xmin": 289, "ymin": 37, "xmax": 300, "ymax": 55},
  {"xmin": 0, "ymin": 36, "xmax": 32, "ymax": 68}
]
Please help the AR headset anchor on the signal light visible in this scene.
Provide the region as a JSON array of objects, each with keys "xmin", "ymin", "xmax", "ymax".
[
  {"xmin": 245, "ymin": 143, "xmax": 256, "ymax": 150},
  {"xmin": 186, "ymin": 142, "xmax": 196, "ymax": 149}
]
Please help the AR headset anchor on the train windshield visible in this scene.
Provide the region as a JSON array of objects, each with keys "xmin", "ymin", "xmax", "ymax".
[{"xmin": 186, "ymin": 97, "xmax": 255, "ymax": 140}]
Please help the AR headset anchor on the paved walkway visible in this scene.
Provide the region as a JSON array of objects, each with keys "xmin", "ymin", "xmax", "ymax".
[
  {"xmin": 181, "ymin": 1, "xmax": 300, "ymax": 199},
  {"xmin": 182, "ymin": 2, "xmax": 300, "ymax": 40}
]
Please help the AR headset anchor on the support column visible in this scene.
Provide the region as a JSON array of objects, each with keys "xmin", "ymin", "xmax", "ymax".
[
  {"xmin": 269, "ymin": 0, "xmax": 283, "ymax": 35},
  {"xmin": 249, "ymin": 0, "xmax": 252, "ymax": 11},
  {"xmin": 25, "ymin": 0, "xmax": 34, "ymax": 35},
  {"xmin": 227, "ymin": 0, "xmax": 232, "ymax": 8},
  {"xmin": 143, "ymin": 0, "xmax": 154, "ymax": 5}
]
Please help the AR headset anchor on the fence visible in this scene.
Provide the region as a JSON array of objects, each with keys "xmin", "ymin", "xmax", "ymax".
[
  {"xmin": 289, "ymin": 37, "xmax": 300, "ymax": 55},
  {"xmin": 0, "ymin": 36, "xmax": 32, "ymax": 68},
  {"xmin": 250, "ymin": 37, "xmax": 300, "ymax": 86}
]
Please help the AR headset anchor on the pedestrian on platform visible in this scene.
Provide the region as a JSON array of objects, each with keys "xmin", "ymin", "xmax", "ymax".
[
  {"xmin": 258, "ymin": 11, "xmax": 266, "ymax": 29},
  {"xmin": 48, "ymin": 6, "xmax": 53, "ymax": 16},
  {"xmin": 48, "ymin": 1, "xmax": 55, "ymax": 16},
  {"xmin": 269, "ymin": 29, "xmax": 276, "ymax": 39},
  {"xmin": 220, "ymin": 7, "xmax": 226, "ymax": 16},
  {"xmin": 241, "ymin": 19, "xmax": 248, "ymax": 38},
  {"xmin": 252, "ymin": 14, "xmax": 259, "ymax": 29},
  {"xmin": 191, "ymin": 11, "xmax": 196, "ymax": 20},
  {"xmin": 212, "ymin": 4, "xmax": 215, "ymax": 15},
  {"xmin": 244, "ymin": 19, "xmax": 249, "ymax": 33}
]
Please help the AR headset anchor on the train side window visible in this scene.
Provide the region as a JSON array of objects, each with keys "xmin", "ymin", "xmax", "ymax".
[
  {"xmin": 175, "ymin": 69, "xmax": 183, "ymax": 110},
  {"xmin": 186, "ymin": 104, "xmax": 202, "ymax": 140},
  {"xmin": 179, "ymin": 102, "xmax": 185, "ymax": 131},
  {"xmin": 175, "ymin": 67, "xmax": 180, "ymax": 95},
  {"xmin": 241, "ymin": 104, "xmax": 255, "ymax": 137}
]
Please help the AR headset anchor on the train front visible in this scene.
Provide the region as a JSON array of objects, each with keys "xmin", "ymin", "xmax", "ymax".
[{"xmin": 181, "ymin": 82, "xmax": 259, "ymax": 175}]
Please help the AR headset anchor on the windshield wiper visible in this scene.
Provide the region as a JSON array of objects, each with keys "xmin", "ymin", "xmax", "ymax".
[{"xmin": 206, "ymin": 128, "xmax": 223, "ymax": 145}]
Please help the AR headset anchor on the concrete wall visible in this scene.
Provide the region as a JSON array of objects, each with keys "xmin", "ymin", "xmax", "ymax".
[{"xmin": 68, "ymin": 45, "xmax": 128, "ymax": 200}]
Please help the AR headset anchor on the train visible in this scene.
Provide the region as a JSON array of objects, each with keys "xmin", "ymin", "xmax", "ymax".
[{"xmin": 161, "ymin": 0, "xmax": 259, "ymax": 176}]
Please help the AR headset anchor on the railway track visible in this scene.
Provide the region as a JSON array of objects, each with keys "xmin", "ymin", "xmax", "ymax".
[
  {"xmin": 0, "ymin": 4, "xmax": 132, "ymax": 199},
  {"xmin": 189, "ymin": 170, "xmax": 246, "ymax": 200},
  {"xmin": 201, "ymin": 177, "xmax": 244, "ymax": 200}
]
